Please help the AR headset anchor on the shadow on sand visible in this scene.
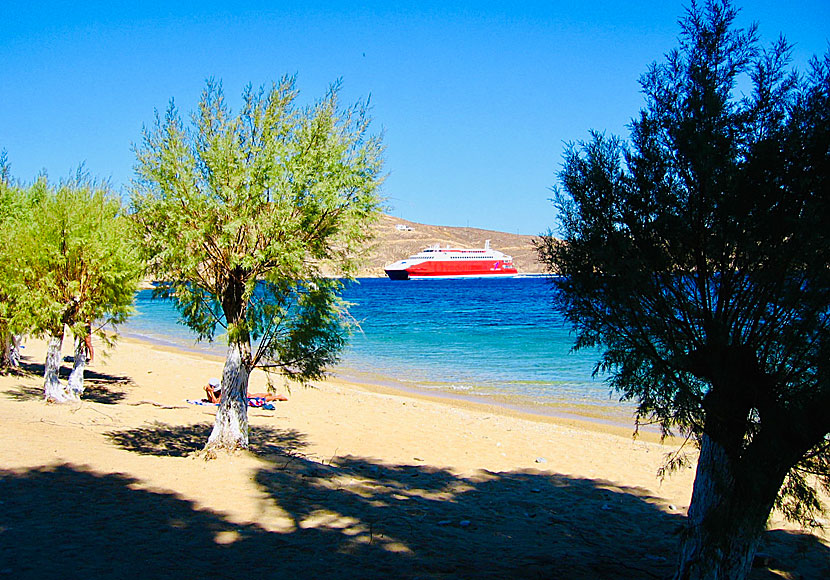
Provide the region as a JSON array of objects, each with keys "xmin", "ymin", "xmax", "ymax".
[
  {"xmin": 104, "ymin": 422, "xmax": 308, "ymax": 459},
  {"xmin": 6, "ymin": 359, "xmax": 133, "ymax": 405},
  {"xmin": 3, "ymin": 424, "xmax": 827, "ymax": 579}
]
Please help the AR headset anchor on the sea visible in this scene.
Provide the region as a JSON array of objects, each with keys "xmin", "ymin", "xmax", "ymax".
[{"xmin": 121, "ymin": 277, "xmax": 637, "ymax": 425}]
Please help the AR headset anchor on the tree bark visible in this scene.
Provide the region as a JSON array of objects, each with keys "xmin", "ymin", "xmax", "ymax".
[
  {"xmin": 0, "ymin": 331, "xmax": 13, "ymax": 370},
  {"xmin": 0, "ymin": 332, "xmax": 22, "ymax": 369},
  {"xmin": 67, "ymin": 335, "xmax": 88, "ymax": 396},
  {"xmin": 673, "ymin": 434, "xmax": 781, "ymax": 580},
  {"xmin": 10, "ymin": 335, "xmax": 22, "ymax": 367},
  {"xmin": 43, "ymin": 331, "xmax": 76, "ymax": 403},
  {"xmin": 205, "ymin": 341, "xmax": 251, "ymax": 452}
]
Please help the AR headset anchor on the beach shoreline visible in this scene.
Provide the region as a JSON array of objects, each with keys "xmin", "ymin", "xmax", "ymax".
[
  {"xmin": 121, "ymin": 325, "xmax": 647, "ymax": 437},
  {"xmin": 2, "ymin": 335, "xmax": 827, "ymax": 579},
  {"xmin": 126, "ymin": 277, "xmax": 640, "ymax": 432}
]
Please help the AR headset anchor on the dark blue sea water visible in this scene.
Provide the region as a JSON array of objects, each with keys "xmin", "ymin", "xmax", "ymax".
[{"xmin": 122, "ymin": 277, "xmax": 634, "ymax": 421}]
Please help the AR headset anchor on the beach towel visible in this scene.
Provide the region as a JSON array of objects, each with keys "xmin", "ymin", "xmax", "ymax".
[
  {"xmin": 186, "ymin": 399, "xmax": 217, "ymax": 406},
  {"xmin": 186, "ymin": 398, "xmax": 275, "ymax": 410}
]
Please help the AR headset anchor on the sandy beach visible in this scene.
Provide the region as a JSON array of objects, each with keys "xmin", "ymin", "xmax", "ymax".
[{"xmin": 1, "ymin": 337, "xmax": 827, "ymax": 579}]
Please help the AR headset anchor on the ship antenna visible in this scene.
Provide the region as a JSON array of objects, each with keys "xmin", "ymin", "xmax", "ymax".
[{"xmin": 485, "ymin": 239, "xmax": 490, "ymax": 250}]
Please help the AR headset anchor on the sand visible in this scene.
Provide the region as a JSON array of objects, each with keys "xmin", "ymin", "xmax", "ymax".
[{"xmin": 1, "ymin": 337, "xmax": 827, "ymax": 579}]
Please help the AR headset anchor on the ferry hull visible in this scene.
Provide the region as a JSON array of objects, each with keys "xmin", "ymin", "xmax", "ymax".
[
  {"xmin": 384, "ymin": 241, "xmax": 518, "ymax": 280},
  {"xmin": 384, "ymin": 268, "xmax": 410, "ymax": 280},
  {"xmin": 409, "ymin": 272, "xmax": 518, "ymax": 279},
  {"xmin": 385, "ymin": 260, "xmax": 518, "ymax": 280}
]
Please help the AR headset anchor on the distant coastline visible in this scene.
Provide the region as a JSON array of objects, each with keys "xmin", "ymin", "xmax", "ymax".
[
  {"xmin": 139, "ymin": 214, "xmax": 546, "ymax": 282},
  {"xmin": 357, "ymin": 214, "xmax": 546, "ymax": 277}
]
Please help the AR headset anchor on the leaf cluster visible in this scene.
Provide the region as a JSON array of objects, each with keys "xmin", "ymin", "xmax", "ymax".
[
  {"xmin": 6, "ymin": 167, "xmax": 143, "ymax": 342},
  {"xmin": 130, "ymin": 77, "xmax": 384, "ymax": 379},
  {"xmin": 537, "ymin": 0, "xmax": 829, "ymax": 524},
  {"xmin": 0, "ymin": 156, "xmax": 41, "ymax": 341}
]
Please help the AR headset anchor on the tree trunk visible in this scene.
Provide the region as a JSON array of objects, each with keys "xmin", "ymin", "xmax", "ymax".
[
  {"xmin": 0, "ymin": 331, "xmax": 12, "ymax": 370},
  {"xmin": 0, "ymin": 332, "xmax": 21, "ymax": 369},
  {"xmin": 673, "ymin": 434, "xmax": 780, "ymax": 580},
  {"xmin": 67, "ymin": 335, "xmax": 88, "ymax": 396},
  {"xmin": 205, "ymin": 342, "xmax": 251, "ymax": 452},
  {"xmin": 10, "ymin": 335, "xmax": 22, "ymax": 367},
  {"xmin": 43, "ymin": 331, "xmax": 76, "ymax": 403}
]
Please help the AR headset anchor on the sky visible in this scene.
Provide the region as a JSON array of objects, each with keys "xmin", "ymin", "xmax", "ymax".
[{"xmin": 2, "ymin": 1, "xmax": 828, "ymax": 235}]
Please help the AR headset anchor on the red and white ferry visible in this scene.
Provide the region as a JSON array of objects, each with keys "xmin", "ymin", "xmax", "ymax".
[{"xmin": 384, "ymin": 240, "xmax": 518, "ymax": 280}]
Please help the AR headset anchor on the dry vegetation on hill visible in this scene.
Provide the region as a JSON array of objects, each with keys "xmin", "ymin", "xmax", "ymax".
[{"xmin": 356, "ymin": 214, "xmax": 545, "ymax": 277}]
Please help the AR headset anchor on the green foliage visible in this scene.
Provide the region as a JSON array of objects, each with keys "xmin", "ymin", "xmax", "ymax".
[
  {"xmin": 254, "ymin": 278, "xmax": 352, "ymax": 382},
  {"xmin": 0, "ymin": 149, "xmax": 10, "ymax": 185},
  {"xmin": 20, "ymin": 170, "xmax": 143, "ymax": 340},
  {"xmin": 0, "ymin": 160, "xmax": 39, "ymax": 345},
  {"xmin": 537, "ymin": 0, "xmax": 829, "ymax": 526},
  {"xmin": 131, "ymin": 77, "xmax": 384, "ymax": 380}
]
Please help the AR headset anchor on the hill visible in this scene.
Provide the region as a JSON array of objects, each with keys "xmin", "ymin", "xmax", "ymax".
[{"xmin": 357, "ymin": 214, "xmax": 545, "ymax": 277}]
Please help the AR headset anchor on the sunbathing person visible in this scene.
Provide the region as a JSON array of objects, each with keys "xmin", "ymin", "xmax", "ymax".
[{"xmin": 204, "ymin": 378, "xmax": 287, "ymax": 404}]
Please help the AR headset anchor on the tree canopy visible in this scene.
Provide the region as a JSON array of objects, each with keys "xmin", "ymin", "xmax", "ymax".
[
  {"xmin": 131, "ymin": 77, "xmax": 384, "ymax": 450},
  {"xmin": 20, "ymin": 171, "xmax": 143, "ymax": 401},
  {"xmin": 536, "ymin": 1, "xmax": 829, "ymax": 577},
  {"xmin": 0, "ymin": 154, "xmax": 39, "ymax": 368}
]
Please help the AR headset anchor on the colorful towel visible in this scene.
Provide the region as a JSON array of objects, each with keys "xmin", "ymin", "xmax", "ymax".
[
  {"xmin": 186, "ymin": 398, "xmax": 275, "ymax": 410},
  {"xmin": 186, "ymin": 399, "xmax": 217, "ymax": 406}
]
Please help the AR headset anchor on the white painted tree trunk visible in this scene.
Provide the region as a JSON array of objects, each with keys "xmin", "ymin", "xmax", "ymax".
[
  {"xmin": 43, "ymin": 332, "xmax": 77, "ymax": 403},
  {"xmin": 0, "ymin": 332, "xmax": 21, "ymax": 368},
  {"xmin": 673, "ymin": 434, "xmax": 773, "ymax": 580},
  {"xmin": 206, "ymin": 342, "xmax": 251, "ymax": 452},
  {"xmin": 67, "ymin": 336, "xmax": 87, "ymax": 396},
  {"xmin": 10, "ymin": 335, "xmax": 22, "ymax": 367}
]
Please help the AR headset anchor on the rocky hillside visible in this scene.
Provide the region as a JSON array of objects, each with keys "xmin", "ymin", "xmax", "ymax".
[{"xmin": 357, "ymin": 214, "xmax": 546, "ymax": 277}]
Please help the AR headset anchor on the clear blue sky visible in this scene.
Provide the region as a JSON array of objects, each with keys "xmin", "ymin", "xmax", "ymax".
[{"xmin": 2, "ymin": 1, "xmax": 828, "ymax": 235}]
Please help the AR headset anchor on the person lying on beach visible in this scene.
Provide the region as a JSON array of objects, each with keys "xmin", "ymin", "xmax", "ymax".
[
  {"xmin": 84, "ymin": 320, "xmax": 94, "ymax": 364},
  {"xmin": 204, "ymin": 378, "xmax": 288, "ymax": 404}
]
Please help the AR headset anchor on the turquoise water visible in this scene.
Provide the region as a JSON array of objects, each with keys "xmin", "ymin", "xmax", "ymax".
[{"xmin": 122, "ymin": 277, "xmax": 634, "ymax": 421}]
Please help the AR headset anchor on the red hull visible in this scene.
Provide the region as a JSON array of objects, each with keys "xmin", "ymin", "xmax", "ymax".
[
  {"xmin": 384, "ymin": 242, "xmax": 518, "ymax": 280},
  {"xmin": 387, "ymin": 260, "xmax": 517, "ymax": 279},
  {"xmin": 410, "ymin": 260, "xmax": 516, "ymax": 277}
]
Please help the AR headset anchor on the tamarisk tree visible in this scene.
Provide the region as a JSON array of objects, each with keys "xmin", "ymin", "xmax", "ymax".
[
  {"xmin": 0, "ymin": 152, "xmax": 36, "ymax": 369},
  {"xmin": 536, "ymin": 1, "xmax": 829, "ymax": 578},
  {"xmin": 131, "ymin": 77, "xmax": 384, "ymax": 453},
  {"xmin": 23, "ymin": 173, "xmax": 142, "ymax": 402}
]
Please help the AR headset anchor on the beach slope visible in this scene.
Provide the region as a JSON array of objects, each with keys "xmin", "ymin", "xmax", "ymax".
[{"xmin": 1, "ymin": 338, "xmax": 827, "ymax": 579}]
